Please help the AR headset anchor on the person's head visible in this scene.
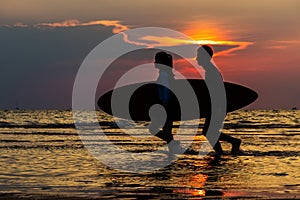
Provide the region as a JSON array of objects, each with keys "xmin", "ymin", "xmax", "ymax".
[
  {"xmin": 201, "ymin": 45, "xmax": 214, "ymax": 57},
  {"xmin": 154, "ymin": 51, "xmax": 173, "ymax": 69},
  {"xmin": 196, "ymin": 45, "xmax": 214, "ymax": 66}
]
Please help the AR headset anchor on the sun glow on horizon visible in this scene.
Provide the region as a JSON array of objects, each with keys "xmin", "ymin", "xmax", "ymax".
[
  {"xmin": 122, "ymin": 33, "xmax": 253, "ymax": 57},
  {"xmin": 182, "ymin": 22, "xmax": 254, "ymax": 56}
]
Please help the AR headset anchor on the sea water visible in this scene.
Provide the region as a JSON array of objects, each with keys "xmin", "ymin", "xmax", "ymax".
[{"xmin": 0, "ymin": 110, "xmax": 299, "ymax": 199}]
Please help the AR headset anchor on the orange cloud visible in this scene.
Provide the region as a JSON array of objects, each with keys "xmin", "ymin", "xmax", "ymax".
[
  {"xmin": 277, "ymin": 40, "xmax": 300, "ymax": 44},
  {"xmin": 265, "ymin": 45, "xmax": 287, "ymax": 50},
  {"xmin": 263, "ymin": 40, "xmax": 300, "ymax": 50},
  {"xmin": 35, "ymin": 19, "xmax": 128, "ymax": 33},
  {"xmin": 120, "ymin": 32, "xmax": 149, "ymax": 47},
  {"xmin": 14, "ymin": 22, "xmax": 29, "ymax": 28},
  {"xmin": 211, "ymin": 41, "xmax": 253, "ymax": 56},
  {"xmin": 2, "ymin": 22, "xmax": 29, "ymax": 28},
  {"xmin": 3, "ymin": 19, "xmax": 129, "ymax": 33}
]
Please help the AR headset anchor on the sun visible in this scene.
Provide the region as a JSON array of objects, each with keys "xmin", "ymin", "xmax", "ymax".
[{"xmin": 182, "ymin": 21, "xmax": 232, "ymax": 41}]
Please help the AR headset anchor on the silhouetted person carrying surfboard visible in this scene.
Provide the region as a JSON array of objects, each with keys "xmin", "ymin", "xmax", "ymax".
[
  {"xmin": 149, "ymin": 51, "xmax": 185, "ymax": 154},
  {"xmin": 197, "ymin": 45, "xmax": 242, "ymax": 155}
]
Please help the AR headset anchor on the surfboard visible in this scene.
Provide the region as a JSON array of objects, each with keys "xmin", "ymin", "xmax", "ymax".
[{"xmin": 97, "ymin": 79, "xmax": 258, "ymax": 121}]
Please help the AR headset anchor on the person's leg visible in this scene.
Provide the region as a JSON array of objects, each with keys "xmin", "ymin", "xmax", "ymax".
[
  {"xmin": 149, "ymin": 103, "xmax": 174, "ymax": 143},
  {"xmin": 157, "ymin": 118, "xmax": 174, "ymax": 143},
  {"xmin": 219, "ymin": 133, "xmax": 241, "ymax": 154},
  {"xmin": 149, "ymin": 123, "xmax": 173, "ymax": 143},
  {"xmin": 162, "ymin": 111, "xmax": 173, "ymax": 138},
  {"xmin": 202, "ymin": 116, "xmax": 223, "ymax": 154},
  {"xmin": 163, "ymin": 103, "xmax": 185, "ymax": 154},
  {"xmin": 149, "ymin": 102, "xmax": 185, "ymax": 154}
]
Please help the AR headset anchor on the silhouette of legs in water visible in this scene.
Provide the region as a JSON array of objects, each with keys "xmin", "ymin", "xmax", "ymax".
[
  {"xmin": 149, "ymin": 103, "xmax": 174, "ymax": 144},
  {"xmin": 149, "ymin": 105, "xmax": 174, "ymax": 143},
  {"xmin": 149, "ymin": 102, "xmax": 185, "ymax": 154},
  {"xmin": 202, "ymin": 114, "xmax": 241, "ymax": 155}
]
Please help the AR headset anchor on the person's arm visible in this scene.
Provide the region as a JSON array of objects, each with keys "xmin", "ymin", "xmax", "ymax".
[
  {"xmin": 203, "ymin": 62, "xmax": 223, "ymax": 81},
  {"xmin": 158, "ymin": 71, "xmax": 171, "ymax": 103}
]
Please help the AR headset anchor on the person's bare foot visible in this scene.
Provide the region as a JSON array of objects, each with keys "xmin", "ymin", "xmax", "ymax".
[
  {"xmin": 231, "ymin": 138, "xmax": 242, "ymax": 155},
  {"xmin": 214, "ymin": 151, "xmax": 223, "ymax": 158},
  {"xmin": 213, "ymin": 142, "xmax": 223, "ymax": 156},
  {"xmin": 167, "ymin": 140, "xmax": 185, "ymax": 154},
  {"xmin": 232, "ymin": 149, "xmax": 245, "ymax": 155}
]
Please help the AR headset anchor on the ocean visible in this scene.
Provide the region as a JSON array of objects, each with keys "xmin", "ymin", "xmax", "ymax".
[{"xmin": 0, "ymin": 110, "xmax": 299, "ymax": 199}]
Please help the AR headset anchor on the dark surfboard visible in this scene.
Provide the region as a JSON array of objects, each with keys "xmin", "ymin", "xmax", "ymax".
[{"xmin": 97, "ymin": 79, "xmax": 258, "ymax": 121}]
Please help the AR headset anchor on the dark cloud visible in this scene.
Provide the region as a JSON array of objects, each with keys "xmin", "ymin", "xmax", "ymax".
[{"xmin": 0, "ymin": 25, "xmax": 113, "ymax": 109}]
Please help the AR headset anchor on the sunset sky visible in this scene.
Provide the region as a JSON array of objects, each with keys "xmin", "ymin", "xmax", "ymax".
[{"xmin": 1, "ymin": 0, "xmax": 300, "ymax": 109}]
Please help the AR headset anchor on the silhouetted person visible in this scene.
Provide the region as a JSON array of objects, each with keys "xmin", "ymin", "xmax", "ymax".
[
  {"xmin": 197, "ymin": 45, "xmax": 242, "ymax": 155},
  {"xmin": 149, "ymin": 51, "xmax": 184, "ymax": 154}
]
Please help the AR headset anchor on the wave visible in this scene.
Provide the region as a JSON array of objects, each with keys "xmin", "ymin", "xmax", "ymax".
[
  {"xmin": 223, "ymin": 123, "xmax": 300, "ymax": 129},
  {"xmin": 0, "ymin": 121, "xmax": 300, "ymax": 130},
  {"xmin": 0, "ymin": 121, "xmax": 120, "ymax": 129},
  {"xmin": 0, "ymin": 122, "xmax": 76, "ymax": 129}
]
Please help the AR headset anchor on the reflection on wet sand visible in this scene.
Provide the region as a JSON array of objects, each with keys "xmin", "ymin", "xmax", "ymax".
[{"xmin": 0, "ymin": 110, "xmax": 299, "ymax": 199}]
